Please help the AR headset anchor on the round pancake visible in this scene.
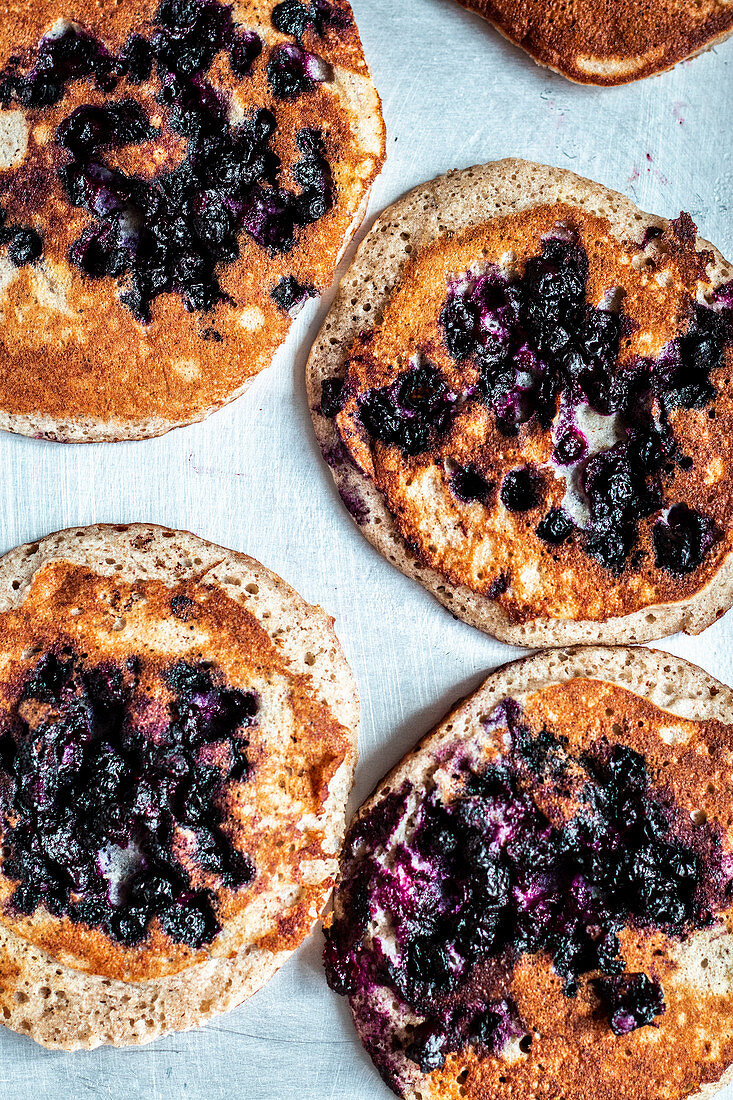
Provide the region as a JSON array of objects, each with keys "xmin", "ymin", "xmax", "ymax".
[
  {"xmin": 0, "ymin": 522, "xmax": 359, "ymax": 1049},
  {"xmin": 452, "ymin": 0, "xmax": 733, "ymax": 85},
  {"xmin": 0, "ymin": 0, "xmax": 384, "ymax": 441},
  {"xmin": 307, "ymin": 160, "xmax": 733, "ymax": 647},
  {"xmin": 324, "ymin": 646, "xmax": 733, "ymax": 1100}
]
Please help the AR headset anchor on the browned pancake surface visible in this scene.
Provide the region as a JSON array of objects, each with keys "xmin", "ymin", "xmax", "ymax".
[
  {"xmin": 0, "ymin": 0, "xmax": 384, "ymax": 439},
  {"xmin": 456, "ymin": 0, "xmax": 733, "ymax": 84}
]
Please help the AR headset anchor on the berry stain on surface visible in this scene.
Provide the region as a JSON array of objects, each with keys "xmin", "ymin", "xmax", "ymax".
[
  {"xmin": 0, "ymin": 650, "xmax": 258, "ymax": 950},
  {"xmin": 0, "ymin": 0, "xmax": 339, "ymax": 321}
]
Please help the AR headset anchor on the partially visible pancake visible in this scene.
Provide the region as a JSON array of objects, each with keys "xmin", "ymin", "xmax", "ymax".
[
  {"xmin": 0, "ymin": 0, "xmax": 384, "ymax": 441},
  {"xmin": 0, "ymin": 523, "xmax": 359, "ymax": 1048},
  {"xmin": 307, "ymin": 160, "xmax": 733, "ymax": 647},
  {"xmin": 324, "ymin": 646, "xmax": 733, "ymax": 1100},
  {"xmin": 453, "ymin": 0, "xmax": 733, "ymax": 84}
]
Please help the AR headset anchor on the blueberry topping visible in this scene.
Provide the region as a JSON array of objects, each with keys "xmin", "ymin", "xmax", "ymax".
[
  {"xmin": 271, "ymin": 273, "xmax": 315, "ymax": 313},
  {"xmin": 266, "ymin": 42, "xmax": 332, "ymax": 99},
  {"xmin": 449, "ymin": 464, "xmax": 493, "ymax": 504},
  {"xmin": 325, "ymin": 705, "xmax": 720, "ymax": 1078},
  {"xmin": 229, "ymin": 30, "xmax": 263, "ymax": 75},
  {"xmin": 536, "ymin": 507, "xmax": 573, "ymax": 545},
  {"xmin": 597, "ymin": 973, "xmax": 665, "ymax": 1035},
  {"xmin": 500, "ymin": 467, "xmax": 541, "ymax": 512},
  {"xmin": 0, "ymin": 651, "xmax": 258, "ymax": 950},
  {"xmin": 272, "ymin": 0, "xmax": 346, "ymax": 37},
  {"xmin": 653, "ymin": 504, "xmax": 717, "ymax": 575},
  {"xmin": 118, "ymin": 35, "xmax": 155, "ymax": 84},
  {"xmin": 553, "ymin": 428, "xmax": 586, "ymax": 465},
  {"xmin": 425, "ymin": 235, "xmax": 733, "ymax": 576},
  {"xmin": 358, "ymin": 362, "xmax": 456, "ymax": 457},
  {"xmin": 56, "ymin": 101, "xmax": 155, "ymax": 157},
  {"xmin": 320, "ymin": 377, "xmax": 346, "ymax": 418},
  {"xmin": 0, "ymin": 0, "xmax": 336, "ymax": 322},
  {"xmin": 272, "ymin": 0, "xmax": 313, "ymax": 38},
  {"xmin": 581, "ymin": 445, "xmax": 662, "ymax": 574},
  {"xmin": 5, "ymin": 226, "xmax": 43, "ymax": 267}
]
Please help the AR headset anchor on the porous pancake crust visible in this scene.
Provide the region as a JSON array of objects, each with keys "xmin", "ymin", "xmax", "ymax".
[
  {"xmin": 0, "ymin": 524, "xmax": 359, "ymax": 1047},
  {"xmin": 0, "ymin": 0, "xmax": 384, "ymax": 440},
  {"xmin": 325, "ymin": 647, "xmax": 733, "ymax": 1100},
  {"xmin": 307, "ymin": 161, "xmax": 733, "ymax": 647},
  {"xmin": 454, "ymin": 0, "xmax": 733, "ymax": 84}
]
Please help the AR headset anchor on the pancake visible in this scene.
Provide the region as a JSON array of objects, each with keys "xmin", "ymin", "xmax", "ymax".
[
  {"xmin": 0, "ymin": 0, "xmax": 384, "ymax": 441},
  {"xmin": 324, "ymin": 646, "xmax": 733, "ymax": 1100},
  {"xmin": 307, "ymin": 160, "xmax": 733, "ymax": 647},
  {"xmin": 0, "ymin": 522, "xmax": 359, "ymax": 1048},
  {"xmin": 453, "ymin": 0, "xmax": 733, "ymax": 85}
]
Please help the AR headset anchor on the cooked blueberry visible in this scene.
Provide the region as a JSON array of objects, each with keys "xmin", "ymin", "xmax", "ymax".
[
  {"xmin": 118, "ymin": 35, "xmax": 154, "ymax": 83},
  {"xmin": 56, "ymin": 101, "xmax": 154, "ymax": 155},
  {"xmin": 553, "ymin": 428, "xmax": 586, "ymax": 465},
  {"xmin": 500, "ymin": 467, "xmax": 541, "ymax": 512},
  {"xmin": 229, "ymin": 30, "xmax": 263, "ymax": 75},
  {"xmin": 6, "ymin": 226, "xmax": 42, "ymax": 267},
  {"xmin": 537, "ymin": 508, "xmax": 573, "ymax": 545},
  {"xmin": 267, "ymin": 43, "xmax": 331, "ymax": 98},
  {"xmin": 439, "ymin": 295, "xmax": 479, "ymax": 361},
  {"xmin": 405, "ymin": 1027, "xmax": 447, "ymax": 1073},
  {"xmin": 449, "ymin": 464, "xmax": 493, "ymax": 504},
  {"xmin": 272, "ymin": 0, "xmax": 312, "ymax": 37},
  {"xmin": 320, "ymin": 377, "xmax": 346, "ymax": 418},
  {"xmin": 358, "ymin": 364, "xmax": 455, "ymax": 456},
  {"xmin": 597, "ymin": 973, "xmax": 665, "ymax": 1035},
  {"xmin": 171, "ymin": 594, "xmax": 196, "ymax": 620},
  {"xmin": 159, "ymin": 896, "xmax": 220, "ymax": 947},
  {"xmin": 15, "ymin": 74, "xmax": 64, "ymax": 108},
  {"xmin": 271, "ymin": 274, "xmax": 315, "ymax": 313},
  {"xmin": 653, "ymin": 504, "xmax": 716, "ymax": 575}
]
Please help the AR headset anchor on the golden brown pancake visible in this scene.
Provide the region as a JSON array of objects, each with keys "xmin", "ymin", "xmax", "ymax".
[
  {"xmin": 0, "ymin": 0, "xmax": 384, "ymax": 440},
  {"xmin": 0, "ymin": 523, "xmax": 359, "ymax": 1048},
  {"xmin": 307, "ymin": 160, "xmax": 733, "ymax": 647},
  {"xmin": 324, "ymin": 646, "xmax": 733, "ymax": 1100},
  {"xmin": 454, "ymin": 0, "xmax": 733, "ymax": 84}
]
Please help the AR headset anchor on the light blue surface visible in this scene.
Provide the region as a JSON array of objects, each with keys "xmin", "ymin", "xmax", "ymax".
[{"xmin": 0, "ymin": 1, "xmax": 732, "ymax": 1096}]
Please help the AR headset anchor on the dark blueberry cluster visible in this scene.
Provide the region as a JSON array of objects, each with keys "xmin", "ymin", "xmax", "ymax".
[
  {"xmin": 0, "ymin": 23, "xmax": 119, "ymax": 108},
  {"xmin": 325, "ymin": 705, "xmax": 715, "ymax": 1077},
  {"xmin": 267, "ymin": 42, "xmax": 333, "ymax": 99},
  {"xmin": 0, "ymin": 650, "xmax": 258, "ymax": 950},
  {"xmin": 272, "ymin": 0, "xmax": 349, "ymax": 38},
  {"xmin": 357, "ymin": 362, "xmax": 457, "ymax": 456},
  {"xmin": 596, "ymin": 972, "xmax": 665, "ymax": 1036},
  {"xmin": 271, "ymin": 274, "xmax": 316, "ymax": 313},
  {"xmin": 0, "ymin": 0, "xmax": 336, "ymax": 322},
  {"xmin": 436, "ymin": 237, "xmax": 732, "ymax": 574}
]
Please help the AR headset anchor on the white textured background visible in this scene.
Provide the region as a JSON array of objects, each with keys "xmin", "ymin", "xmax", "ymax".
[{"xmin": 1, "ymin": 0, "xmax": 732, "ymax": 1096}]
